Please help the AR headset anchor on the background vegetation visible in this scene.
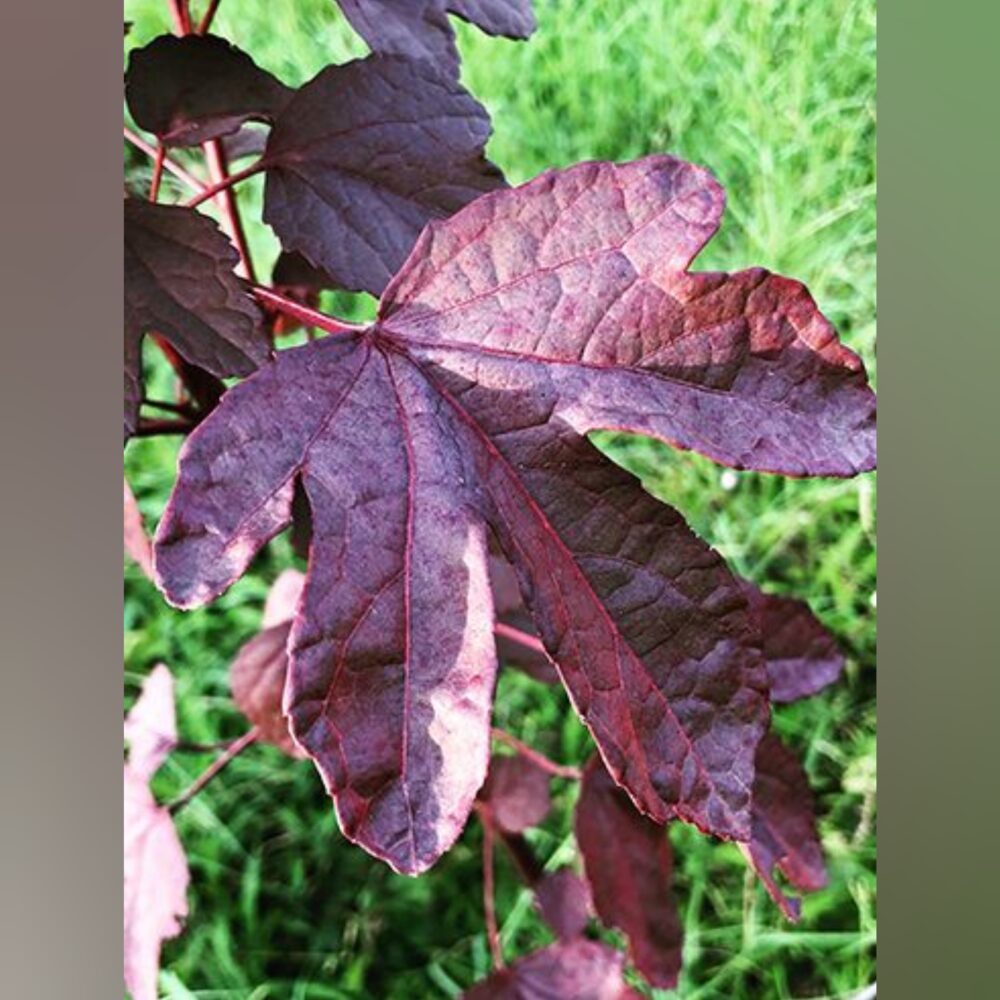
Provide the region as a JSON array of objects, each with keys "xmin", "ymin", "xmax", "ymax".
[{"xmin": 124, "ymin": 1, "xmax": 876, "ymax": 996}]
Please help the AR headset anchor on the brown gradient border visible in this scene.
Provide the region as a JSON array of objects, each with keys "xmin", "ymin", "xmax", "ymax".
[
  {"xmin": 2, "ymin": 1, "xmax": 997, "ymax": 998},
  {"xmin": 0, "ymin": 3, "xmax": 122, "ymax": 997}
]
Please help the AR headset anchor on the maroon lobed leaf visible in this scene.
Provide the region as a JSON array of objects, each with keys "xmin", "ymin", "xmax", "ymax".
[
  {"xmin": 743, "ymin": 583, "xmax": 845, "ymax": 702},
  {"xmin": 125, "ymin": 34, "xmax": 293, "ymax": 147},
  {"xmin": 261, "ymin": 55, "xmax": 505, "ymax": 295},
  {"xmin": 575, "ymin": 755, "xmax": 683, "ymax": 989},
  {"xmin": 154, "ymin": 155, "xmax": 876, "ymax": 872},
  {"xmin": 229, "ymin": 570, "xmax": 306, "ymax": 757},
  {"xmin": 124, "ymin": 664, "xmax": 178, "ymax": 782},
  {"xmin": 534, "ymin": 868, "xmax": 593, "ymax": 942},
  {"xmin": 335, "ymin": 1, "xmax": 535, "ymax": 72},
  {"xmin": 478, "ymin": 753, "xmax": 552, "ymax": 834},
  {"xmin": 124, "ymin": 199, "xmax": 267, "ymax": 438},
  {"xmin": 124, "ymin": 478, "xmax": 154, "ymax": 580},
  {"xmin": 745, "ymin": 733, "xmax": 828, "ymax": 920},
  {"xmin": 463, "ymin": 939, "xmax": 642, "ymax": 1000}
]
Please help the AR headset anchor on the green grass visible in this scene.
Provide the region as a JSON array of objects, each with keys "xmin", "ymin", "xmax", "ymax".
[{"xmin": 124, "ymin": 0, "xmax": 876, "ymax": 996}]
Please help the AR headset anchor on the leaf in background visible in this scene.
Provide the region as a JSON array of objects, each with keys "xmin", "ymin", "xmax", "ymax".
[
  {"xmin": 154, "ymin": 155, "xmax": 876, "ymax": 871},
  {"xmin": 124, "ymin": 664, "xmax": 177, "ymax": 782},
  {"xmin": 745, "ymin": 733, "xmax": 828, "ymax": 920},
  {"xmin": 265, "ymin": 252, "xmax": 335, "ymax": 338},
  {"xmin": 336, "ymin": 1, "xmax": 535, "ymax": 72},
  {"xmin": 463, "ymin": 939, "xmax": 641, "ymax": 999},
  {"xmin": 478, "ymin": 753, "xmax": 552, "ymax": 834},
  {"xmin": 124, "ymin": 199, "xmax": 267, "ymax": 439},
  {"xmin": 123, "ymin": 767, "xmax": 189, "ymax": 1000},
  {"xmin": 534, "ymin": 868, "xmax": 592, "ymax": 942},
  {"xmin": 124, "ymin": 478, "xmax": 154, "ymax": 580},
  {"xmin": 447, "ymin": 0, "xmax": 535, "ymax": 39},
  {"xmin": 229, "ymin": 570, "xmax": 307, "ymax": 757},
  {"xmin": 743, "ymin": 583, "xmax": 845, "ymax": 702},
  {"xmin": 125, "ymin": 34, "xmax": 292, "ymax": 147},
  {"xmin": 123, "ymin": 664, "xmax": 188, "ymax": 1000},
  {"xmin": 262, "ymin": 55, "xmax": 505, "ymax": 295},
  {"xmin": 575, "ymin": 755, "xmax": 683, "ymax": 989}
]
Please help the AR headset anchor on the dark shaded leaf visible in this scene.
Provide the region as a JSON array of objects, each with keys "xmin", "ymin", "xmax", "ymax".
[
  {"xmin": 534, "ymin": 868, "xmax": 592, "ymax": 942},
  {"xmin": 125, "ymin": 34, "xmax": 292, "ymax": 147},
  {"xmin": 745, "ymin": 734, "xmax": 828, "ymax": 920},
  {"xmin": 154, "ymin": 155, "xmax": 876, "ymax": 871},
  {"xmin": 124, "ymin": 199, "xmax": 267, "ymax": 439},
  {"xmin": 464, "ymin": 939, "xmax": 641, "ymax": 999},
  {"xmin": 743, "ymin": 583, "xmax": 845, "ymax": 702},
  {"xmin": 479, "ymin": 753, "xmax": 552, "ymax": 833},
  {"xmin": 448, "ymin": 0, "xmax": 535, "ymax": 38},
  {"xmin": 230, "ymin": 570, "xmax": 306, "ymax": 757},
  {"xmin": 576, "ymin": 756, "xmax": 683, "ymax": 989},
  {"xmin": 336, "ymin": 1, "xmax": 535, "ymax": 71},
  {"xmin": 261, "ymin": 55, "xmax": 505, "ymax": 295},
  {"xmin": 266, "ymin": 252, "xmax": 335, "ymax": 337},
  {"xmin": 124, "ymin": 478, "xmax": 154, "ymax": 580},
  {"xmin": 221, "ymin": 124, "xmax": 270, "ymax": 162}
]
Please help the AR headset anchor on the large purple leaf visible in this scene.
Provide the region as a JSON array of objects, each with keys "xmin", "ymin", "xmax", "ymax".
[
  {"xmin": 745, "ymin": 734, "xmax": 828, "ymax": 920},
  {"xmin": 155, "ymin": 155, "xmax": 876, "ymax": 870},
  {"xmin": 155, "ymin": 337, "xmax": 498, "ymax": 874},
  {"xmin": 124, "ymin": 199, "xmax": 267, "ymax": 438},
  {"xmin": 261, "ymin": 55, "xmax": 505, "ymax": 296},
  {"xmin": 743, "ymin": 583, "xmax": 845, "ymax": 702},
  {"xmin": 126, "ymin": 34, "xmax": 292, "ymax": 147},
  {"xmin": 575, "ymin": 755, "xmax": 683, "ymax": 989},
  {"xmin": 335, "ymin": 1, "xmax": 535, "ymax": 72},
  {"xmin": 464, "ymin": 939, "xmax": 641, "ymax": 1000},
  {"xmin": 383, "ymin": 157, "xmax": 876, "ymax": 477}
]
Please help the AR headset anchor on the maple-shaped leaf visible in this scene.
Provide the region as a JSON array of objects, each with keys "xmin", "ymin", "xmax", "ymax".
[
  {"xmin": 229, "ymin": 570, "xmax": 306, "ymax": 756},
  {"xmin": 576, "ymin": 755, "xmax": 683, "ymax": 989},
  {"xmin": 124, "ymin": 664, "xmax": 178, "ymax": 782},
  {"xmin": 336, "ymin": 1, "xmax": 535, "ymax": 72},
  {"xmin": 154, "ymin": 155, "xmax": 875, "ymax": 873},
  {"xmin": 125, "ymin": 34, "xmax": 292, "ymax": 147},
  {"xmin": 124, "ymin": 199, "xmax": 267, "ymax": 438},
  {"xmin": 124, "ymin": 770, "xmax": 190, "ymax": 1000},
  {"xmin": 123, "ymin": 666, "xmax": 188, "ymax": 1000},
  {"xmin": 743, "ymin": 584, "xmax": 845, "ymax": 702},
  {"xmin": 464, "ymin": 939, "xmax": 641, "ymax": 1000},
  {"xmin": 744, "ymin": 734, "xmax": 828, "ymax": 920},
  {"xmin": 261, "ymin": 55, "xmax": 505, "ymax": 295},
  {"xmin": 534, "ymin": 868, "xmax": 593, "ymax": 942},
  {"xmin": 478, "ymin": 753, "xmax": 552, "ymax": 833},
  {"xmin": 124, "ymin": 478, "xmax": 154, "ymax": 580}
]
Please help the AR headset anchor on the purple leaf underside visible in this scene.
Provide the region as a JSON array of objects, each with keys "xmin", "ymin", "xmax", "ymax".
[{"xmin": 155, "ymin": 156, "xmax": 876, "ymax": 873}]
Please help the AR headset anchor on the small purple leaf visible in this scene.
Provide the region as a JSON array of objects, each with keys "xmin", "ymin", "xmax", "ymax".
[
  {"xmin": 479, "ymin": 753, "xmax": 552, "ymax": 834},
  {"xmin": 534, "ymin": 868, "xmax": 593, "ymax": 942}
]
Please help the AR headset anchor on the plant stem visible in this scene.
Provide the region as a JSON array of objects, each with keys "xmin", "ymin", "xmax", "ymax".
[
  {"xmin": 252, "ymin": 286, "xmax": 366, "ymax": 336},
  {"xmin": 493, "ymin": 621, "xmax": 548, "ymax": 656},
  {"xmin": 125, "ymin": 126, "xmax": 207, "ymax": 195},
  {"xmin": 133, "ymin": 418, "xmax": 194, "ymax": 438},
  {"xmin": 201, "ymin": 142, "xmax": 259, "ymax": 282},
  {"xmin": 174, "ymin": 738, "xmax": 241, "ymax": 753},
  {"xmin": 184, "ymin": 158, "xmax": 266, "ymax": 210},
  {"xmin": 491, "ymin": 728, "xmax": 582, "ymax": 780},
  {"xmin": 482, "ymin": 819, "xmax": 504, "ymax": 970},
  {"xmin": 168, "ymin": 727, "xmax": 258, "ymax": 814},
  {"xmin": 142, "ymin": 397, "xmax": 197, "ymax": 418},
  {"xmin": 149, "ymin": 144, "xmax": 166, "ymax": 202},
  {"xmin": 198, "ymin": 0, "xmax": 223, "ymax": 33},
  {"xmin": 168, "ymin": 0, "xmax": 192, "ymax": 35}
]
